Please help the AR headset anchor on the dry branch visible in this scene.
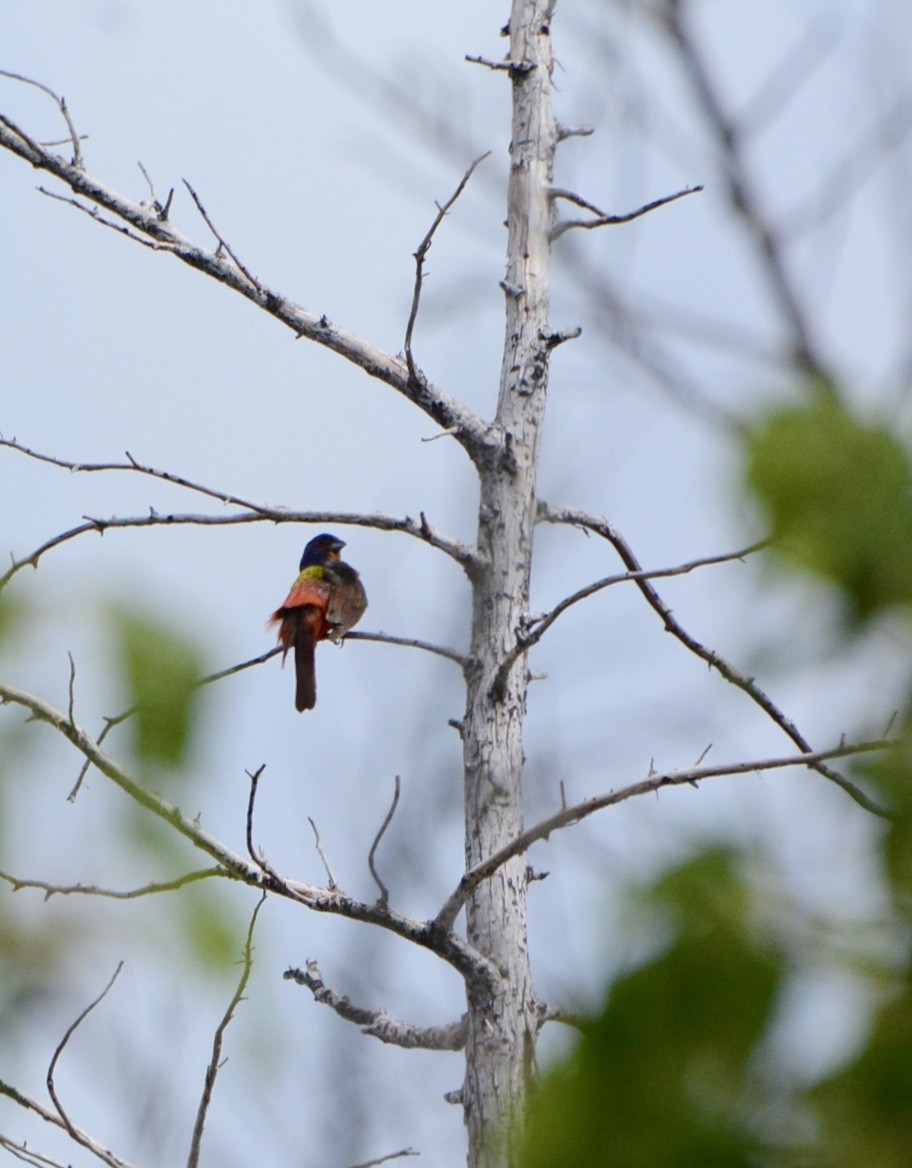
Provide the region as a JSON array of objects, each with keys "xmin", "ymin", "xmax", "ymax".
[
  {"xmin": 538, "ymin": 501, "xmax": 891, "ymax": 818},
  {"xmin": 0, "ymin": 98, "xmax": 492, "ymax": 459},
  {"xmin": 187, "ymin": 897, "xmax": 265, "ymax": 1168},
  {"xmin": 285, "ymin": 959, "xmax": 466, "ymax": 1051},
  {"xmin": 0, "ymin": 682, "xmax": 501, "ymax": 992},
  {"xmin": 434, "ymin": 736, "xmax": 895, "ymax": 931}
]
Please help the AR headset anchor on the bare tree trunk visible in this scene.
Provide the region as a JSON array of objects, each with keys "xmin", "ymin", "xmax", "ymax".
[{"xmin": 462, "ymin": 3, "xmax": 557, "ymax": 1166}]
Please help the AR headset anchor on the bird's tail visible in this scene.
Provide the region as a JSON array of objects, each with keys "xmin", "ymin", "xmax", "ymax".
[{"xmin": 294, "ymin": 613, "xmax": 318, "ymax": 711}]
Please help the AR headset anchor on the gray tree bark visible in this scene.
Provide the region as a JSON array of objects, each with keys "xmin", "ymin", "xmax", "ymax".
[{"xmin": 461, "ymin": 4, "xmax": 557, "ymax": 1166}]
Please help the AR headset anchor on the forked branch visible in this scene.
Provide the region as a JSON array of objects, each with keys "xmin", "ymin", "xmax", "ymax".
[
  {"xmin": 434, "ymin": 736, "xmax": 895, "ymax": 930},
  {"xmin": 538, "ymin": 501, "xmax": 891, "ymax": 817},
  {"xmin": 0, "ymin": 84, "xmax": 491, "ymax": 458}
]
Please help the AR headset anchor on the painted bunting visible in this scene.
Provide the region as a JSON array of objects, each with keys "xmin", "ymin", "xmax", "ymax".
[{"xmin": 270, "ymin": 533, "xmax": 367, "ymax": 711}]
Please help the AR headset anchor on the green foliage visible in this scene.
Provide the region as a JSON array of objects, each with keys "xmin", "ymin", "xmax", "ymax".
[
  {"xmin": 521, "ymin": 852, "xmax": 780, "ymax": 1168},
  {"xmin": 522, "ymin": 847, "xmax": 912, "ymax": 1168},
  {"xmin": 745, "ymin": 396, "xmax": 912, "ymax": 620},
  {"xmin": 0, "ymin": 593, "xmax": 26, "ymax": 643},
  {"xmin": 111, "ymin": 605, "xmax": 204, "ymax": 766},
  {"xmin": 809, "ymin": 976, "xmax": 912, "ymax": 1168}
]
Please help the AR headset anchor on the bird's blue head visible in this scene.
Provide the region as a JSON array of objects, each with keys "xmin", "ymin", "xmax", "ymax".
[{"xmin": 300, "ymin": 533, "xmax": 345, "ymax": 569}]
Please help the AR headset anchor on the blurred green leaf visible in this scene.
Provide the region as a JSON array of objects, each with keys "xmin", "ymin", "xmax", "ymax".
[
  {"xmin": 808, "ymin": 972, "xmax": 912, "ymax": 1168},
  {"xmin": 0, "ymin": 594, "xmax": 26, "ymax": 644},
  {"xmin": 521, "ymin": 851, "xmax": 781, "ymax": 1168},
  {"xmin": 745, "ymin": 398, "xmax": 912, "ymax": 620},
  {"xmin": 177, "ymin": 882, "xmax": 241, "ymax": 970},
  {"xmin": 112, "ymin": 606, "xmax": 203, "ymax": 766},
  {"xmin": 861, "ymin": 725, "xmax": 912, "ymax": 912}
]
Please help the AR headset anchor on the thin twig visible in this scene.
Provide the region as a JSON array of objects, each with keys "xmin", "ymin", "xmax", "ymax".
[
  {"xmin": 404, "ymin": 154, "xmax": 490, "ymax": 382},
  {"xmin": 0, "ymin": 70, "xmax": 83, "ymax": 166},
  {"xmin": 492, "ymin": 538, "xmax": 764, "ymax": 697},
  {"xmin": 182, "ymin": 179, "xmax": 260, "ymax": 289},
  {"xmin": 368, "ymin": 777, "xmax": 401, "ymax": 908},
  {"xmin": 0, "ymin": 1079, "xmax": 138, "ymax": 1168},
  {"xmin": 0, "ymin": 1134, "xmax": 69, "ymax": 1168},
  {"xmin": 46, "ymin": 963, "xmax": 128, "ymax": 1168},
  {"xmin": 245, "ymin": 766, "xmax": 283, "ymax": 884},
  {"xmin": 308, "ymin": 818, "xmax": 338, "ymax": 890},
  {"xmin": 0, "ymin": 866, "xmax": 228, "ymax": 901},
  {"xmin": 433, "ymin": 736, "xmax": 895, "ymax": 930},
  {"xmin": 550, "ymin": 183, "xmax": 703, "ymax": 241},
  {"xmin": 187, "ymin": 895, "xmax": 265, "ymax": 1168},
  {"xmin": 37, "ymin": 187, "xmax": 176, "ymax": 248},
  {"xmin": 0, "ymin": 435, "xmax": 479, "ymax": 579},
  {"xmin": 538, "ymin": 502, "xmax": 890, "ymax": 817}
]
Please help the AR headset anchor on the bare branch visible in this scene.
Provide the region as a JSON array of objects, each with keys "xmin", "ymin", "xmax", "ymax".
[
  {"xmin": 308, "ymin": 817, "xmax": 338, "ymax": 891},
  {"xmin": 0, "ymin": 1132, "xmax": 69, "ymax": 1168},
  {"xmin": 284, "ymin": 959, "xmax": 465, "ymax": 1051},
  {"xmin": 0, "ymin": 1078, "xmax": 139, "ymax": 1168},
  {"xmin": 46, "ymin": 964, "xmax": 131, "ymax": 1168},
  {"xmin": 0, "ymin": 115, "xmax": 492, "ymax": 457},
  {"xmin": 405, "ymin": 153, "xmax": 490, "ymax": 382},
  {"xmin": 0, "ymin": 435, "xmax": 479, "ymax": 580},
  {"xmin": 0, "ymin": 866, "xmax": 227, "ymax": 901},
  {"xmin": 656, "ymin": 4, "xmax": 830, "ymax": 382},
  {"xmin": 344, "ymin": 630, "xmax": 467, "ymax": 668},
  {"xmin": 0, "ymin": 70, "xmax": 83, "ymax": 167},
  {"xmin": 0, "ymin": 683, "xmax": 499, "ymax": 989},
  {"xmin": 538, "ymin": 502, "xmax": 890, "ymax": 817},
  {"xmin": 434, "ymin": 736, "xmax": 895, "ymax": 930},
  {"xmin": 550, "ymin": 183, "xmax": 703, "ymax": 242},
  {"xmin": 187, "ymin": 895, "xmax": 265, "ymax": 1168},
  {"xmin": 368, "ymin": 776, "xmax": 401, "ymax": 908},
  {"xmin": 491, "ymin": 539, "xmax": 764, "ymax": 697},
  {"xmin": 183, "ymin": 178, "xmax": 260, "ymax": 289}
]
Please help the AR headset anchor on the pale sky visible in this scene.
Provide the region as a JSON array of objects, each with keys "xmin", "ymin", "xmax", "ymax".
[{"xmin": 2, "ymin": 2, "xmax": 911, "ymax": 1164}]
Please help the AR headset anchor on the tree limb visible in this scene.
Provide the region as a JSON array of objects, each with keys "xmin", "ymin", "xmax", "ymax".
[
  {"xmin": 0, "ymin": 435, "xmax": 479, "ymax": 580},
  {"xmin": 491, "ymin": 539, "xmax": 764, "ymax": 696},
  {"xmin": 433, "ymin": 736, "xmax": 895, "ymax": 930},
  {"xmin": 537, "ymin": 501, "xmax": 890, "ymax": 817},
  {"xmin": 0, "ymin": 102, "xmax": 493, "ymax": 459},
  {"xmin": 285, "ymin": 959, "xmax": 466, "ymax": 1050},
  {"xmin": 0, "ymin": 683, "xmax": 501, "ymax": 993}
]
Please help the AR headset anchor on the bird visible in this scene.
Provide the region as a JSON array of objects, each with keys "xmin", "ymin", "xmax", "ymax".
[{"xmin": 270, "ymin": 533, "xmax": 367, "ymax": 711}]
